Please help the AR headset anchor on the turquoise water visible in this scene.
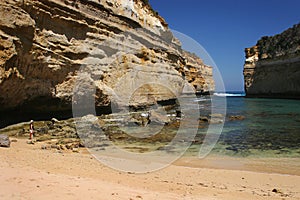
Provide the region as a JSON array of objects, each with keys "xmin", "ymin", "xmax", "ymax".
[
  {"xmin": 99, "ymin": 94, "xmax": 300, "ymax": 158},
  {"xmin": 189, "ymin": 95, "xmax": 300, "ymax": 157},
  {"xmin": 68, "ymin": 91, "xmax": 300, "ymax": 159}
]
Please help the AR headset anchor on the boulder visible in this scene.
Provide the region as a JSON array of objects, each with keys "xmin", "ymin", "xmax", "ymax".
[
  {"xmin": 229, "ymin": 115, "xmax": 246, "ymax": 121},
  {"xmin": 150, "ymin": 110, "xmax": 171, "ymax": 125},
  {"xmin": 210, "ymin": 118, "xmax": 224, "ymax": 124},
  {"xmin": 199, "ymin": 116, "xmax": 209, "ymax": 123},
  {"xmin": 199, "ymin": 115, "xmax": 224, "ymax": 124},
  {"xmin": 209, "ymin": 113, "xmax": 224, "ymax": 118},
  {"xmin": 51, "ymin": 118, "xmax": 60, "ymax": 123},
  {"xmin": 130, "ymin": 112, "xmax": 151, "ymax": 126},
  {"xmin": 0, "ymin": 134, "xmax": 10, "ymax": 147}
]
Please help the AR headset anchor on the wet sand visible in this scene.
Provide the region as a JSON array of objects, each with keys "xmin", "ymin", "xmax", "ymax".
[{"xmin": 1, "ymin": 138, "xmax": 300, "ymax": 200}]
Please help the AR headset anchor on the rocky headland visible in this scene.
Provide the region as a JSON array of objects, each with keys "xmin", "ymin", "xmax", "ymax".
[
  {"xmin": 243, "ymin": 23, "xmax": 300, "ymax": 98},
  {"xmin": 0, "ymin": 0, "xmax": 214, "ymax": 127}
]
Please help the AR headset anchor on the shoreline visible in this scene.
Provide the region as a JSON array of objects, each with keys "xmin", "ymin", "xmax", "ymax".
[
  {"xmin": 1, "ymin": 138, "xmax": 299, "ymax": 199},
  {"xmin": 175, "ymin": 155, "xmax": 300, "ymax": 176}
]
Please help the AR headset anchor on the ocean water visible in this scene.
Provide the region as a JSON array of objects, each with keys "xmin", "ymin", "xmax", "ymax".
[
  {"xmin": 106, "ymin": 92, "xmax": 300, "ymax": 159},
  {"xmin": 187, "ymin": 92, "xmax": 300, "ymax": 158}
]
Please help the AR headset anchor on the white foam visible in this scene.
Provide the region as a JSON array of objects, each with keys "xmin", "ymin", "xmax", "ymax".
[
  {"xmin": 193, "ymin": 98, "xmax": 209, "ymax": 102},
  {"xmin": 214, "ymin": 93, "xmax": 245, "ymax": 97}
]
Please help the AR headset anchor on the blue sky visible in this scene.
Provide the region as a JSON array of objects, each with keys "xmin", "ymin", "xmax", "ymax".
[{"xmin": 149, "ymin": 0, "xmax": 300, "ymax": 91}]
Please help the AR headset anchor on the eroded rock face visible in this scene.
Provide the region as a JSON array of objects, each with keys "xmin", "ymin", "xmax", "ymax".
[
  {"xmin": 243, "ymin": 23, "xmax": 300, "ymax": 98},
  {"xmin": 0, "ymin": 0, "xmax": 214, "ymax": 114}
]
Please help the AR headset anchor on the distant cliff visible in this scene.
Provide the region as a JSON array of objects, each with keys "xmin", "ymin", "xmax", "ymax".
[
  {"xmin": 0, "ymin": 0, "xmax": 214, "ymax": 115},
  {"xmin": 243, "ymin": 23, "xmax": 300, "ymax": 98}
]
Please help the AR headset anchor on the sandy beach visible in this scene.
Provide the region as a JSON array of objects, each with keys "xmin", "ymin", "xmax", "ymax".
[
  {"xmin": 0, "ymin": 138, "xmax": 299, "ymax": 200},
  {"xmin": 0, "ymin": 1, "xmax": 299, "ymax": 200}
]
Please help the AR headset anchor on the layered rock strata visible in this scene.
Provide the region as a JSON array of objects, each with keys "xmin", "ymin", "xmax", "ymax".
[
  {"xmin": 0, "ymin": 0, "xmax": 214, "ymax": 115},
  {"xmin": 243, "ymin": 23, "xmax": 300, "ymax": 98}
]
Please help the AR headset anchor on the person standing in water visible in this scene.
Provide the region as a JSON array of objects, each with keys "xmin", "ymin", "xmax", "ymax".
[{"xmin": 29, "ymin": 120, "xmax": 34, "ymax": 140}]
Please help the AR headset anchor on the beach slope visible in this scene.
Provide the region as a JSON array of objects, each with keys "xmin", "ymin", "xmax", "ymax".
[{"xmin": 1, "ymin": 139, "xmax": 300, "ymax": 200}]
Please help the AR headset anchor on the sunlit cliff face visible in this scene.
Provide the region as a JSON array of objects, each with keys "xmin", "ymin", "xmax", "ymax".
[{"xmin": 0, "ymin": 0, "xmax": 214, "ymax": 112}]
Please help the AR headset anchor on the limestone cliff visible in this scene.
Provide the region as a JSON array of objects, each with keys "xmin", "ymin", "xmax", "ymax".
[
  {"xmin": 243, "ymin": 23, "xmax": 300, "ymax": 98},
  {"xmin": 0, "ymin": 0, "xmax": 214, "ymax": 115}
]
